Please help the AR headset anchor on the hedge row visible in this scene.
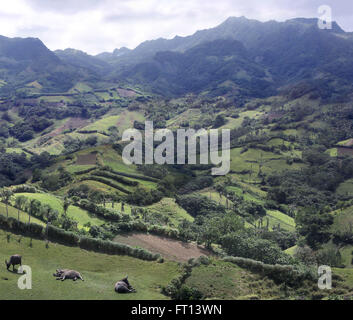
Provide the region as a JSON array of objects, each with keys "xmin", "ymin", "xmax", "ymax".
[
  {"xmin": 94, "ymin": 170, "xmax": 138, "ymax": 186},
  {"xmin": 0, "ymin": 215, "xmax": 44, "ymax": 239},
  {"xmin": 74, "ymin": 166, "xmax": 97, "ymax": 176},
  {"xmin": 79, "ymin": 236, "xmax": 160, "ymax": 261},
  {"xmin": 11, "ymin": 184, "xmax": 38, "ymax": 194},
  {"xmin": 47, "ymin": 225, "xmax": 80, "ymax": 246},
  {"xmin": 223, "ymin": 256, "xmax": 315, "ymax": 286},
  {"xmin": 0, "ymin": 215, "xmax": 159, "ymax": 261},
  {"xmin": 77, "ymin": 130, "xmax": 98, "ymax": 134},
  {"xmin": 78, "ymin": 200, "xmax": 127, "ymax": 222},
  {"xmin": 81, "ymin": 176, "xmax": 131, "ymax": 194},
  {"xmin": 114, "ymin": 221, "xmax": 179, "ymax": 239},
  {"xmin": 22, "ymin": 148, "xmax": 35, "ymax": 156},
  {"xmin": 103, "ymin": 168, "xmax": 159, "ymax": 183}
]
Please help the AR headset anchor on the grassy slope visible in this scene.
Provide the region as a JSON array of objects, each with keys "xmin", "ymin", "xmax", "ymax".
[
  {"xmin": 14, "ymin": 193, "xmax": 105, "ymax": 229},
  {"xmin": 185, "ymin": 259, "xmax": 282, "ymax": 300},
  {"xmin": 147, "ymin": 198, "xmax": 194, "ymax": 226},
  {"xmin": 0, "ymin": 229, "xmax": 178, "ymax": 300},
  {"xmin": 265, "ymin": 210, "xmax": 295, "ymax": 232},
  {"xmin": 0, "ymin": 203, "xmax": 45, "ymax": 226}
]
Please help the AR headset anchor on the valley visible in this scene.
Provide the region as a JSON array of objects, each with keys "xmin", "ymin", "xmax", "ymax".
[{"xmin": 0, "ymin": 15, "xmax": 353, "ymax": 301}]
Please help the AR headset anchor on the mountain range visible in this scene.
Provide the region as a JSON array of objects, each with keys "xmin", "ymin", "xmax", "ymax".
[{"xmin": 1, "ymin": 16, "xmax": 353, "ymax": 100}]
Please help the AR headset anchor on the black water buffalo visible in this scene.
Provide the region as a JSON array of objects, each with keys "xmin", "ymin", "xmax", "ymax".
[
  {"xmin": 115, "ymin": 276, "xmax": 136, "ymax": 293},
  {"xmin": 5, "ymin": 255, "xmax": 22, "ymax": 271}
]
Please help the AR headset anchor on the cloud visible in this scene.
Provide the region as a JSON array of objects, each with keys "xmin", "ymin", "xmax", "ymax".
[
  {"xmin": 0, "ymin": 0, "xmax": 351, "ymax": 55},
  {"xmin": 25, "ymin": 0, "xmax": 104, "ymax": 14}
]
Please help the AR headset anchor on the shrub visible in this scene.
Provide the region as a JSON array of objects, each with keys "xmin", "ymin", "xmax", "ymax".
[
  {"xmin": 12, "ymin": 185, "xmax": 38, "ymax": 194},
  {"xmin": 223, "ymin": 256, "xmax": 315, "ymax": 287},
  {"xmin": 175, "ymin": 194, "xmax": 226, "ymax": 217},
  {"xmin": 78, "ymin": 200, "xmax": 125, "ymax": 222},
  {"xmin": 94, "ymin": 170, "xmax": 138, "ymax": 186},
  {"xmin": 79, "ymin": 236, "xmax": 159, "ymax": 261},
  {"xmin": 0, "ymin": 215, "xmax": 44, "ymax": 239},
  {"xmin": 81, "ymin": 176, "xmax": 131, "ymax": 194},
  {"xmin": 73, "ymin": 167, "xmax": 97, "ymax": 175},
  {"xmin": 47, "ymin": 225, "xmax": 80, "ymax": 246}
]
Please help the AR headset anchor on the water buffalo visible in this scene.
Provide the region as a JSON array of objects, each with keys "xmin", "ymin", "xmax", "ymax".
[
  {"xmin": 53, "ymin": 268, "xmax": 84, "ymax": 281},
  {"xmin": 115, "ymin": 276, "xmax": 136, "ymax": 293},
  {"xmin": 5, "ymin": 255, "xmax": 22, "ymax": 271}
]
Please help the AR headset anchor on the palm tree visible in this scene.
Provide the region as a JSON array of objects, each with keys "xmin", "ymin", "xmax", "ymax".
[
  {"xmin": 41, "ymin": 205, "xmax": 53, "ymax": 243},
  {"xmin": 41, "ymin": 204, "xmax": 53, "ymax": 223},
  {"xmin": 0, "ymin": 188, "xmax": 14, "ymax": 218},
  {"xmin": 63, "ymin": 197, "xmax": 71, "ymax": 216},
  {"xmin": 15, "ymin": 196, "xmax": 27, "ymax": 221},
  {"xmin": 28, "ymin": 199, "xmax": 40, "ymax": 224}
]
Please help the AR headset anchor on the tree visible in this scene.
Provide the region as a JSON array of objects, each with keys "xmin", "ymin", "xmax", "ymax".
[
  {"xmin": 213, "ymin": 114, "xmax": 226, "ymax": 128},
  {"xmin": 108, "ymin": 126, "xmax": 119, "ymax": 143},
  {"xmin": 28, "ymin": 199, "xmax": 41, "ymax": 224},
  {"xmin": 178, "ymin": 219, "xmax": 194, "ymax": 242},
  {"xmin": 63, "ymin": 197, "xmax": 71, "ymax": 216},
  {"xmin": 295, "ymin": 207, "xmax": 334, "ymax": 249},
  {"xmin": 201, "ymin": 214, "xmax": 244, "ymax": 248},
  {"xmin": 15, "ymin": 195, "xmax": 27, "ymax": 221},
  {"xmin": 111, "ymin": 193, "xmax": 120, "ymax": 209},
  {"xmin": 41, "ymin": 204, "xmax": 53, "ymax": 223},
  {"xmin": 0, "ymin": 188, "xmax": 14, "ymax": 218},
  {"xmin": 221, "ymin": 232, "xmax": 292, "ymax": 265}
]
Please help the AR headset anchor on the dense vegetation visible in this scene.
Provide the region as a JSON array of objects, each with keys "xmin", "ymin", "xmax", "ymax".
[{"xmin": 1, "ymin": 16, "xmax": 353, "ymax": 300}]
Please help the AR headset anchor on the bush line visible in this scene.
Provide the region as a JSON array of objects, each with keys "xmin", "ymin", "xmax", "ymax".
[
  {"xmin": 223, "ymin": 256, "xmax": 315, "ymax": 286},
  {"xmin": 80, "ymin": 176, "xmax": 131, "ymax": 194},
  {"xmin": 0, "ymin": 215, "xmax": 159, "ymax": 261}
]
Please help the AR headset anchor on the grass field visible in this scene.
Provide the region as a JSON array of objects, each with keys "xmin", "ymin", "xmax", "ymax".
[
  {"xmin": 0, "ymin": 203, "xmax": 45, "ymax": 226},
  {"xmin": 14, "ymin": 193, "xmax": 105, "ymax": 229},
  {"xmin": 219, "ymin": 110, "xmax": 264, "ymax": 130},
  {"xmin": 340, "ymin": 245, "xmax": 353, "ymax": 268},
  {"xmin": 265, "ymin": 210, "xmax": 296, "ymax": 232},
  {"xmin": 69, "ymin": 82, "xmax": 92, "ymax": 93},
  {"xmin": 0, "ymin": 229, "xmax": 179, "ymax": 300},
  {"xmin": 147, "ymin": 198, "xmax": 194, "ymax": 226},
  {"xmin": 284, "ymin": 245, "xmax": 297, "ymax": 256},
  {"xmin": 185, "ymin": 259, "xmax": 282, "ymax": 299},
  {"xmin": 336, "ymin": 179, "xmax": 353, "ymax": 197},
  {"xmin": 82, "ymin": 115, "xmax": 120, "ymax": 133},
  {"xmin": 225, "ymin": 186, "xmax": 264, "ymax": 204}
]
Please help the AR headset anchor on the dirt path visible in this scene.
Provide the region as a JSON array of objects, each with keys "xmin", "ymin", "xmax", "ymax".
[
  {"xmin": 76, "ymin": 152, "xmax": 97, "ymax": 165},
  {"xmin": 344, "ymin": 139, "xmax": 353, "ymax": 147},
  {"xmin": 48, "ymin": 117, "xmax": 89, "ymax": 137},
  {"xmin": 114, "ymin": 233, "xmax": 211, "ymax": 262},
  {"xmin": 117, "ymin": 88, "xmax": 137, "ymax": 97},
  {"xmin": 338, "ymin": 147, "xmax": 353, "ymax": 156}
]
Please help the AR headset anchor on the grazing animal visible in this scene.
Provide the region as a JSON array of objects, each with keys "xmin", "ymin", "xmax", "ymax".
[
  {"xmin": 115, "ymin": 276, "xmax": 136, "ymax": 293},
  {"xmin": 5, "ymin": 255, "xmax": 22, "ymax": 271},
  {"xmin": 53, "ymin": 269, "xmax": 84, "ymax": 281}
]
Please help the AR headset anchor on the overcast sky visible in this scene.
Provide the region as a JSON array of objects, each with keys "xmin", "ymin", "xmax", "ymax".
[{"xmin": 0, "ymin": 0, "xmax": 351, "ymax": 55}]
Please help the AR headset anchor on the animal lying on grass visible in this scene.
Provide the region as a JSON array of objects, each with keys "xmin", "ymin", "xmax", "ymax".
[
  {"xmin": 115, "ymin": 276, "xmax": 136, "ymax": 293},
  {"xmin": 53, "ymin": 269, "xmax": 84, "ymax": 281},
  {"xmin": 5, "ymin": 255, "xmax": 22, "ymax": 271}
]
